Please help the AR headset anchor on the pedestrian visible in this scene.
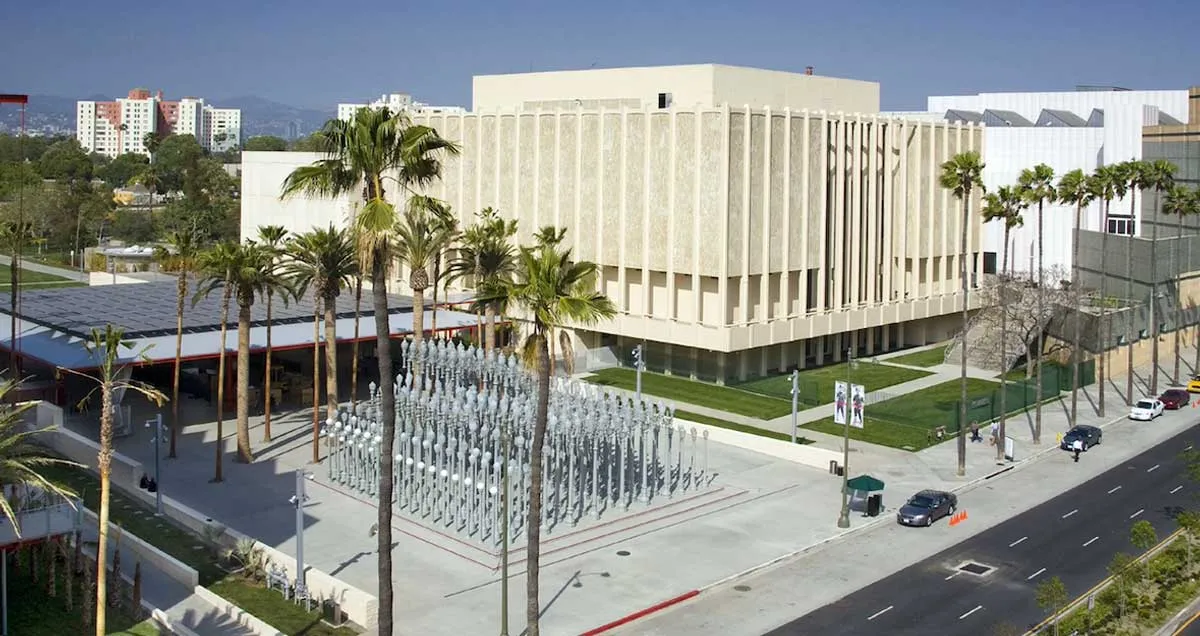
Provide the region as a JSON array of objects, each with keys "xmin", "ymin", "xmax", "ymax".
[
  {"xmin": 970, "ymin": 421, "xmax": 982, "ymax": 443},
  {"xmin": 1072, "ymin": 437, "xmax": 1083, "ymax": 463},
  {"xmin": 990, "ymin": 421, "xmax": 1000, "ymax": 445}
]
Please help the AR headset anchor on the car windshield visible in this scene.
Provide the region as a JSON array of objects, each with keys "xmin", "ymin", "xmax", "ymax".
[
  {"xmin": 1136, "ymin": 400, "xmax": 1156, "ymax": 409},
  {"xmin": 1066, "ymin": 428, "xmax": 1086, "ymax": 437},
  {"xmin": 908, "ymin": 495, "xmax": 936, "ymax": 508}
]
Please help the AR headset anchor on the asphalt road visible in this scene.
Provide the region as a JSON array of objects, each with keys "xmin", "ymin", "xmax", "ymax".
[
  {"xmin": 767, "ymin": 425, "xmax": 1200, "ymax": 636},
  {"xmin": 1177, "ymin": 611, "xmax": 1200, "ymax": 635}
]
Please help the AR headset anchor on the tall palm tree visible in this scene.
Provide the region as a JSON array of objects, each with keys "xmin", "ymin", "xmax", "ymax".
[
  {"xmin": 1017, "ymin": 163, "xmax": 1056, "ymax": 444},
  {"xmin": 0, "ymin": 378, "xmax": 77, "ymax": 534},
  {"xmin": 1057, "ymin": 169, "xmax": 1095, "ymax": 426},
  {"xmin": 227, "ymin": 242, "xmax": 283, "ymax": 464},
  {"xmin": 532, "ymin": 225, "xmax": 571, "ymax": 373},
  {"xmin": 279, "ymin": 106, "xmax": 459, "ymax": 636},
  {"xmin": 1143, "ymin": 159, "xmax": 1177, "ymax": 394},
  {"xmin": 153, "ymin": 229, "xmax": 201, "ymax": 458},
  {"xmin": 939, "ymin": 151, "xmax": 985, "ymax": 476},
  {"xmin": 1163, "ymin": 185, "xmax": 1199, "ymax": 383},
  {"xmin": 1119, "ymin": 160, "xmax": 1152, "ymax": 402},
  {"xmin": 396, "ymin": 200, "xmax": 452, "ymax": 371},
  {"xmin": 479, "ymin": 238, "xmax": 616, "ymax": 636},
  {"xmin": 427, "ymin": 200, "xmax": 459, "ymax": 337},
  {"xmin": 194, "ymin": 241, "xmax": 240, "ymax": 481},
  {"xmin": 448, "ymin": 208, "xmax": 519, "ymax": 352},
  {"xmin": 982, "ymin": 186, "xmax": 1026, "ymax": 462},
  {"xmin": 1088, "ymin": 165, "xmax": 1128, "ymax": 417},
  {"xmin": 348, "ymin": 225, "xmax": 365, "ymax": 409},
  {"xmin": 60, "ymin": 326, "xmax": 166, "ymax": 636},
  {"xmin": 256, "ymin": 225, "xmax": 290, "ymax": 443},
  {"xmin": 285, "ymin": 225, "xmax": 358, "ymax": 462}
]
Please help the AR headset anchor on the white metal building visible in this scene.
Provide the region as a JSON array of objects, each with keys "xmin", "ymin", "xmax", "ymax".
[
  {"xmin": 890, "ymin": 88, "xmax": 1190, "ymax": 277},
  {"xmin": 336, "ymin": 93, "xmax": 465, "ymax": 122}
]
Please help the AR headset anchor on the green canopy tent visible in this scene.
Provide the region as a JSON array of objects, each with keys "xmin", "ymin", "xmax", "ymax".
[{"xmin": 845, "ymin": 475, "xmax": 885, "ymax": 514}]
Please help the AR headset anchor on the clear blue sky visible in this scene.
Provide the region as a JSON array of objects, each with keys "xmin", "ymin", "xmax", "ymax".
[{"xmin": 5, "ymin": 0, "xmax": 1198, "ymax": 111}]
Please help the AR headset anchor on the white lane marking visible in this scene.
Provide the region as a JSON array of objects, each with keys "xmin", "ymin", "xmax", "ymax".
[
  {"xmin": 1062, "ymin": 509, "xmax": 1079, "ymax": 519},
  {"xmin": 1084, "ymin": 536, "xmax": 1100, "ymax": 547},
  {"xmin": 1187, "ymin": 444, "xmax": 1194, "ymax": 451},
  {"xmin": 868, "ymin": 606, "xmax": 894, "ymax": 621},
  {"xmin": 1130, "ymin": 509, "xmax": 1144, "ymax": 519},
  {"xmin": 959, "ymin": 605, "xmax": 984, "ymax": 620},
  {"xmin": 1009, "ymin": 537, "xmax": 1028, "ymax": 547},
  {"xmin": 945, "ymin": 571, "xmax": 960, "ymax": 580},
  {"xmin": 1148, "ymin": 464, "xmax": 1161, "ymax": 473},
  {"xmin": 1172, "ymin": 485, "xmax": 1184, "ymax": 494},
  {"xmin": 1108, "ymin": 486, "xmax": 1122, "ymax": 494},
  {"xmin": 1027, "ymin": 568, "xmax": 1046, "ymax": 580}
]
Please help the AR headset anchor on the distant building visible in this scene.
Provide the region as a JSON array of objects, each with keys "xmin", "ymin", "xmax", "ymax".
[
  {"xmin": 76, "ymin": 88, "xmax": 243, "ymax": 158},
  {"xmin": 336, "ymin": 93, "xmax": 465, "ymax": 121}
]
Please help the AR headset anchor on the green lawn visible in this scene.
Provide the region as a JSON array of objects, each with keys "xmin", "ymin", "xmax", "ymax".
[
  {"xmin": 0, "ymin": 263, "xmax": 84, "ymax": 290},
  {"xmin": 584, "ymin": 368, "xmax": 793, "ymax": 419},
  {"xmin": 802, "ymin": 378, "xmax": 1001, "ymax": 451},
  {"xmin": 734, "ymin": 361, "xmax": 931, "ymax": 405},
  {"xmin": 39, "ymin": 462, "xmax": 359, "ymax": 635},
  {"xmin": 2, "ymin": 552, "xmax": 147, "ymax": 635},
  {"xmin": 883, "ymin": 344, "xmax": 951, "ymax": 368},
  {"xmin": 674, "ymin": 409, "xmax": 814, "ymax": 445}
]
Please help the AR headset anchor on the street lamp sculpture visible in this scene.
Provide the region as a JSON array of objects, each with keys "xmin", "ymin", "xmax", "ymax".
[{"xmin": 326, "ymin": 339, "xmax": 710, "ymax": 546}]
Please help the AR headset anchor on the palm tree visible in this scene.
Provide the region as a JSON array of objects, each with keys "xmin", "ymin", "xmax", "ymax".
[
  {"xmin": 427, "ymin": 200, "xmax": 459, "ymax": 337},
  {"xmin": 396, "ymin": 200, "xmax": 452, "ymax": 370},
  {"xmin": 1057, "ymin": 169, "xmax": 1095, "ymax": 426},
  {"xmin": 532, "ymin": 225, "xmax": 571, "ymax": 373},
  {"xmin": 1017, "ymin": 163, "xmax": 1056, "ymax": 444},
  {"xmin": 1143, "ymin": 159, "xmax": 1177, "ymax": 394},
  {"xmin": 478, "ymin": 238, "xmax": 615, "ymax": 636},
  {"xmin": 153, "ymin": 229, "xmax": 201, "ymax": 458},
  {"xmin": 448, "ymin": 208, "xmax": 519, "ymax": 352},
  {"xmin": 0, "ymin": 378, "xmax": 77, "ymax": 534},
  {"xmin": 227, "ymin": 242, "xmax": 284, "ymax": 464},
  {"xmin": 1163, "ymin": 185, "xmax": 1199, "ymax": 383},
  {"xmin": 982, "ymin": 186, "xmax": 1026, "ymax": 462},
  {"xmin": 194, "ymin": 241, "xmax": 240, "ymax": 481},
  {"xmin": 348, "ymin": 225, "xmax": 365, "ymax": 409},
  {"xmin": 285, "ymin": 225, "xmax": 358, "ymax": 463},
  {"xmin": 939, "ymin": 151, "xmax": 985, "ymax": 477},
  {"xmin": 279, "ymin": 106, "xmax": 459, "ymax": 636},
  {"xmin": 1088, "ymin": 165, "xmax": 1128, "ymax": 417},
  {"xmin": 59, "ymin": 325, "xmax": 166, "ymax": 635},
  {"xmin": 1121, "ymin": 160, "xmax": 1151, "ymax": 403},
  {"xmin": 256, "ymin": 225, "xmax": 290, "ymax": 443}
]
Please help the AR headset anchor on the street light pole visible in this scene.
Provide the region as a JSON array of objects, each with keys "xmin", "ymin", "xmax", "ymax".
[
  {"xmin": 837, "ymin": 347, "xmax": 853, "ymax": 529},
  {"xmin": 147, "ymin": 413, "xmax": 164, "ymax": 515},
  {"xmin": 290, "ymin": 469, "xmax": 310, "ymax": 591},
  {"xmin": 633, "ymin": 344, "xmax": 645, "ymax": 401},
  {"xmin": 790, "ymin": 370, "xmax": 799, "ymax": 444}
]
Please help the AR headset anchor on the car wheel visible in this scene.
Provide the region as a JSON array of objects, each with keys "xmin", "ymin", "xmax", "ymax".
[
  {"xmin": 926, "ymin": 517, "xmax": 933, "ymax": 527},
  {"xmin": 948, "ymin": 504, "xmax": 957, "ymax": 518}
]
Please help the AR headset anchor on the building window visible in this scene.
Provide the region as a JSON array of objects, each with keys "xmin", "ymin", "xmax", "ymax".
[
  {"xmin": 657, "ymin": 92, "xmax": 672, "ymax": 109},
  {"xmin": 1107, "ymin": 217, "xmax": 1134, "ymax": 236}
]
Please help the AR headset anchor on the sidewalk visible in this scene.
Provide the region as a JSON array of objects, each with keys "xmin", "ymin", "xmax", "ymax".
[
  {"xmin": 0, "ymin": 252, "xmax": 88, "ymax": 282},
  {"xmin": 1157, "ymin": 592, "xmax": 1200, "ymax": 635}
]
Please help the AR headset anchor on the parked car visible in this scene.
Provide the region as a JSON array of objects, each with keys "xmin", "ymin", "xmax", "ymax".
[
  {"xmin": 1129, "ymin": 398, "xmax": 1165, "ymax": 421},
  {"xmin": 896, "ymin": 490, "xmax": 957, "ymax": 527},
  {"xmin": 1188, "ymin": 375, "xmax": 1200, "ymax": 393},
  {"xmin": 1060, "ymin": 425, "xmax": 1103, "ymax": 451},
  {"xmin": 1159, "ymin": 389, "xmax": 1190, "ymax": 410}
]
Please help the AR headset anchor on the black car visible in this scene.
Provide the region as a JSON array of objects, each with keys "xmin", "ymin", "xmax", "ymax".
[
  {"xmin": 896, "ymin": 490, "xmax": 958, "ymax": 527},
  {"xmin": 1060, "ymin": 425, "xmax": 1103, "ymax": 451}
]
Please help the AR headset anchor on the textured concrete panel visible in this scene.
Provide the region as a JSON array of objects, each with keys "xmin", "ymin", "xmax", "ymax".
[
  {"xmin": 698, "ymin": 112, "xmax": 724, "ymax": 276},
  {"xmin": 727, "ymin": 112, "xmax": 746, "ymax": 275},
  {"xmin": 535, "ymin": 114, "xmax": 555, "ymax": 234},
  {"xmin": 673, "ymin": 113, "xmax": 697, "ymax": 272},
  {"xmin": 647, "ymin": 112, "xmax": 671, "ymax": 273},
  {"xmin": 601, "ymin": 113, "xmax": 623, "ymax": 266},
  {"xmin": 624, "ymin": 112, "xmax": 646, "ymax": 268},
  {"xmin": 747, "ymin": 113, "xmax": 766, "ymax": 276},
  {"xmin": 578, "ymin": 114, "xmax": 600, "ymax": 263},
  {"xmin": 768, "ymin": 114, "xmax": 786, "ymax": 272},
  {"xmin": 498, "ymin": 116, "xmax": 517, "ymax": 238},
  {"xmin": 556, "ymin": 116, "xmax": 579, "ymax": 250}
]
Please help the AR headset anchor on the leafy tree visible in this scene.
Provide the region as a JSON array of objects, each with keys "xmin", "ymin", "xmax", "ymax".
[
  {"xmin": 0, "ymin": 133, "xmax": 63, "ymax": 163},
  {"xmin": 243, "ymin": 136, "xmax": 288, "ymax": 151},
  {"xmin": 0, "ymin": 161, "xmax": 40, "ymax": 201},
  {"xmin": 1057, "ymin": 169, "xmax": 1094, "ymax": 426},
  {"xmin": 1017, "ymin": 163, "xmax": 1055, "ymax": 443},
  {"xmin": 153, "ymin": 230, "xmax": 203, "ymax": 458},
  {"xmin": 1035, "ymin": 575, "xmax": 1069, "ymax": 636},
  {"xmin": 110, "ymin": 208, "xmax": 156, "ymax": 243},
  {"xmin": 1108, "ymin": 552, "xmax": 1135, "ymax": 619},
  {"xmin": 939, "ymin": 150, "xmax": 984, "ymax": 475},
  {"xmin": 97, "ymin": 153, "xmax": 149, "ymax": 190},
  {"xmin": 153, "ymin": 134, "xmax": 204, "ymax": 192},
  {"xmin": 287, "ymin": 133, "xmax": 324, "ymax": 152},
  {"xmin": 982, "ymin": 186, "xmax": 1026, "ymax": 459},
  {"xmin": 0, "ymin": 378, "xmax": 78, "ymax": 534},
  {"xmin": 142, "ymin": 132, "xmax": 162, "ymax": 160},
  {"xmin": 227, "ymin": 242, "xmax": 279, "ymax": 464},
  {"xmin": 478, "ymin": 238, "xmax": 616, "ymax": 636},
  {"xmin": 427, "ymin": 200, "xmax": 459, "ymax": 335},
  {"xmin": 59, "ymin": 325, "xmax": 166, "ymax": 635},
  {"xmin": 1129, "ymin": 519, "xmax": 1158, "ymax": 584},
  {"xmin": 1176, "ymin": 510, "xmax": 1200, "ymax": 571},
  {"xmin": 395, "ymin": 202, "xmax": 449, "ymax": 353},
  {"xmin": 38, "ymin": 139, "xmax": 93, "ymax": 182},
  {"xmin": 281, "ymin": 107, "xmax": 459, "ymax": 636}
]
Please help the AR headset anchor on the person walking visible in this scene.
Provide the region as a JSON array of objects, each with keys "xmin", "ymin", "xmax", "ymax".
[
  {"xmin": 1072, "ymin": 437, "xmax": 1084, "ymax": 463},
  {"xmin": 990, "ymin": 421, "xmax": 1000, "ymax": 446},
  {"xmin": 970, "ymin": 420, "xmax": 982, "ymax": 443}
]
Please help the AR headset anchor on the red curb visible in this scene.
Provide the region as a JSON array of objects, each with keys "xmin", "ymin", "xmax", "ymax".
[{"xmin": 580, "ymin": 589, "xmax": 701, "ymax": 635}]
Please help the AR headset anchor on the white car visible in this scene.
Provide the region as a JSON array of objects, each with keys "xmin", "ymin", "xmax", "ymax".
[{"xmin": 1129, "ymin": 398, "xmax": 1165, "ymax": 421}]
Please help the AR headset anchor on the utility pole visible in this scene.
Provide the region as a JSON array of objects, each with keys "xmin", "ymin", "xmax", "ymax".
[
  {"xmin": 790, "ymin": 370, "xmax": 799, "ymax": 444},
  {"xmin": 290, "ymin": 470, "xmax": 310, "ymax": 592},
  {"xmin": 147, "ymin": 413, "xmax": 164, "ymax": 515},
  {"xmin": 633, "ymin": 344, "xmax": 645, "ymax": 401},
  {"xmin": 837, "ymin": 347, "xmax": 853, "ymax": 529}
]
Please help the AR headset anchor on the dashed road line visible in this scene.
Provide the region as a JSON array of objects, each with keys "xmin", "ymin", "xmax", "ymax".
[
  {"xmin": 1009, "ymin": 537, "xmax": 1028, "ymax": 547},
  {"xmin": 1148, "ymin": 464, "xmax": 1161, "ymax": 473},
  {"xmin": 868, "ymin": 606, "xmax": 894, "ymax": 621},
  {"xmin": 945, "ymin": 571, "xmax": 960, "ymax": 581},
  {"xmin": 959, "ymin": 605, "xmax": 984, "ymax": 620},
  {"xmin": 1172, "ymin": 485, "xmax": 1184, "ymax": 494},
  {"xmin": 1108, "ymin": 486, "xmax": 1122, "ymax": 494},
  {"xmin": 1084, "ymin": 536, "xmax": 1100, "ymax": 547},
  {"xmin": 1027, "ymin": 568, "xmax": 1046, "ymax": 580},
  {"xmin": 1130, "ymin": 509, "xmax": 1144, "ymax": 519},
  {"xmin": 1062, "ymin": 509, "xmax": 1078, "ymax": 519}
]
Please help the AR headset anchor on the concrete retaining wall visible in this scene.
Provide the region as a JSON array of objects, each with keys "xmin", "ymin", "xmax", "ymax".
[
  {"xmin": 675, "ymin": 418, "xmax": 842, "ymax": 470},
  {"xmin": 81, "ymin": 508, "xmax": 200, "ymax": 588},
  {"xmin": 194, "ymin": 585, "xmax": 285, "ymax": 636},
  {"xmin": 38, "ymin": 418, "xmax": 147, "ymax": 495}
]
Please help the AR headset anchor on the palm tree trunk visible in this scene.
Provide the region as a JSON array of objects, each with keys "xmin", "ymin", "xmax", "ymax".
[
  {"xmin": 235, "ymin": 301, "xmax": 253, "ymax": 463},
  {"xmin": 1072, "ymin": 202, "xmax": 1083, "ymax": 425},
  {"xmin": 9, "ymin": 247, "xmax": 17, "ymax": 377},
  {"xmin": 351, "ymin": 278, "xmax": 362, "ymax": 408},
  {"xmin": 94, "ymin": 382, "xmax": 114, "ymax": 636},
  {"xmin": 371, "ymin": 253, "xmax": 396, "ymax": 636},
  {"xmin": 1175, "ymin": 213, "xmax": 1184, "ymax": 383},
  {"xmin": 431, "ymin": 260, "xmax": 440, "ymax": 336},
  {"xmin": 1150, "ymin": 194, "xmax": 1161, "ymax": 395},
  {"xmin": 311, "ymin": 303, "xmax": 321, "ymax": 464},
  {"xmin": 997, "ymin": 230, "xmax": 1011, "ymax": 462},
  {"xmin": 263, "ymin": 291, "xmax": 274, "ymax": 443},
  {"xmin": 412, "ymin": 286, "xmax": 426, "ymax": 383},
  {"xmin": 1034, "ymin": 202, "xmax": 1044, "ymax": 444},
  {"xmin": 526, "ymin": 329, "xmax": 551, "ymax": 636},
  {"xmin": 550, "ymin": 334, "xmax": 557, "ymax": 378},
  {"xmin": 324, "ymin": 295, "xmax": 339, "ymax": 423},
  {"xmin": 169, "ymin": 272, "xmax": 185, "ymax": 458},
  {"xmin": 213, "ymin": 287, "xmax": 231, "ymax": 483},
  {"xmin": 1099, "ymin": 200, "xmax": 1110, "ymax": 417},
  {"xmin": 485, "ymin": 303, "xmax": 497, "ymax": 352},
  {"xmin": 1126, "ymin": 190, "xmax": 1137, "ymax": 404}
]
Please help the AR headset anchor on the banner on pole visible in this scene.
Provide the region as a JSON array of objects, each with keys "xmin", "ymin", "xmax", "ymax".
[
  {"xmin": 834, "ymin": 381, "xmax": 848, "ymax": 425},
  {"xmin": 850, "ymin": 384, "xmax": 865, "ymax": 429}
]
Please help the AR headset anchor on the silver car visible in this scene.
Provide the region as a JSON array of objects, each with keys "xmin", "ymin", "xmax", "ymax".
[{"xmin": 896, "ymin": 490, "xmax": 958, "ymax": 527}]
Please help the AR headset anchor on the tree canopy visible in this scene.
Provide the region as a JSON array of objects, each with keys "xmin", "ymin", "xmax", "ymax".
[{"xmin": 244, "ymin": 135, "xmax": 288, "ymax": 151}]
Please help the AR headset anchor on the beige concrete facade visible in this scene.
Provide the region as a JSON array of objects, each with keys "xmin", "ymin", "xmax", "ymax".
[
  {"xmin": 471, "ymin": 64, "xmax": 880, "ymax": 114},
  {"xmin": 243, "ymin": 103, "xmax": 983, "ymax": 382}
]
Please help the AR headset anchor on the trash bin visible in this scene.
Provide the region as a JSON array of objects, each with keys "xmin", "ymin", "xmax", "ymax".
[
  {"xmin": 322, "ymin": 599, "xmax": 345, "ymax": 626},
  {"xmin": 867, "ymin": 494, "xmax": 882, "ymax": 517}
]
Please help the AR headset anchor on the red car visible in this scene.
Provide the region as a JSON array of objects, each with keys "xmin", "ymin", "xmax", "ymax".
[{"xmin": 1159, "ymin": 389, "xmax": 1190, "ymax": 410}]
